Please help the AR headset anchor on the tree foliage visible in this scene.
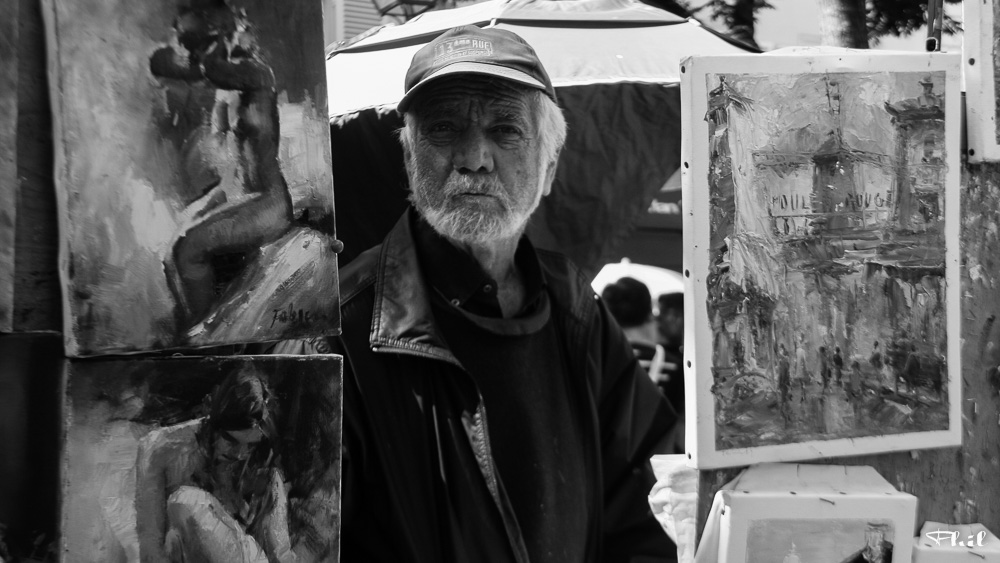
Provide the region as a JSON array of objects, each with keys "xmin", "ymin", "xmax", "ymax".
[
  {"xmin": 645, "ymin": 0, "xmax": 964, "ymax": 49},
  {"xmin": 867, "ymin": 0, "xmax": 962, "ymax": 45},
  {"xmin": 660, "ymin": 0, "xmax": 773, "ymax": 48}
]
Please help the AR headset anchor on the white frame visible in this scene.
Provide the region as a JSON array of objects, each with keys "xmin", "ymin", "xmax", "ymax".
[
  {"xmin": 964, "ymin": 0, "xmax": 1000, "ymax": 162},
  {"xmin": 680, "ymin": 49, "xmax": 962, "ymax": 469}
]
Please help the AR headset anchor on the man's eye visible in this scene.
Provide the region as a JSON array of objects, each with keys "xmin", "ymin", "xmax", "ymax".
[
  {"xmin": 492, "ymin": 125, "xmax": 522, "ymax": 137},
  {"xmin": 427, "ymin": 122, "xmax": 456, "ymax": 134}
]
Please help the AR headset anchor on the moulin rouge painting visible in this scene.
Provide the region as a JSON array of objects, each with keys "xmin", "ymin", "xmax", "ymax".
[
  {"xmin": 62, "ymin": 355, "xmax": 342, "ymax": 562},
  {"xmin": 43, "ymin": 0, "xmax": 339, "ymax": 355},
  {"xmin": 681, "ymin": 51, "xmax": 962, "ymax": 469}
]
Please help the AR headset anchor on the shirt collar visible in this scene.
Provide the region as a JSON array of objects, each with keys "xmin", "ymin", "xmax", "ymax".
[{"xmin": 411, "ymin": 210, "xmax": 545, "ymax": 318}]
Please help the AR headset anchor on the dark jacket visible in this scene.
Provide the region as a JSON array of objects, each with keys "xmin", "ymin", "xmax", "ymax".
[{"xmin": 282, "ymin": 212, "xmax": 678, "ymax": 562}]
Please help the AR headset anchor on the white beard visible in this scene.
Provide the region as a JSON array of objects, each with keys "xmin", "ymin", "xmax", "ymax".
[{"xmin": 409, "ymin": 168, "xmax": 533, "ymax": 245}]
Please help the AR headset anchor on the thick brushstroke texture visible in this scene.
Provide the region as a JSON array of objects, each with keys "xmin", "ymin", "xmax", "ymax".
[
  {"xmin": 705, "ymin": 70, "xmax": 950, "ymax": 450},
  {"xmin": 745, "ymin": 519, "xmax": 894, "ymax": 563},
  {"xmin": 62, "ymin": 356, "xmax": 342, "ymax": 563},
  {"xmin": 44, "ymin": 0, "xmax": 337, "ymax": 355},
  {"xmin": 0, "ymin": 0, "xmax": 18, "ymax": 331},
  {"xmin": 994, "ymin": 1, "xmax": 1000, "ymax": 145}
]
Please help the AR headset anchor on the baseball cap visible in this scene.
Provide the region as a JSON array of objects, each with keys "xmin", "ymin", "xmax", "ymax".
[{"xmin": 397, "ymin": 25, "xmax": 556, "ymax": 113}]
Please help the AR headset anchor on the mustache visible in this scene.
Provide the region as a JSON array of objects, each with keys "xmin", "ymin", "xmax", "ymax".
[{"xmin": 444, "ymin": 173, "xmax": 509, "ymax": 202}]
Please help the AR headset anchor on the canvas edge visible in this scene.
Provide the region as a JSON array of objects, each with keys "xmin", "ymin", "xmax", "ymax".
[
  {"xmin": 719, "ymin": 492, "xmax": 919, "ymax": 563},
  {"xmin": 679, "ymin": 54, "xmax": 704, "ymax": 468},
  {"xmin": 682, "ymin": 52, "xmax": 963, "ymax": 470},
  {"xmin": 963, "ymin": 0, "xmax": 1000, "ymax": 162},
  {"xmin": 37, "ymin": 0, "xmax": 76, "ymax": 357},
  {"xmin": 943, "ymin": 51, "xmax": 964, "ymax": 454},
  {"xmin": 0, "ymin": 0, "xmax": 19, "ymax": 333}
]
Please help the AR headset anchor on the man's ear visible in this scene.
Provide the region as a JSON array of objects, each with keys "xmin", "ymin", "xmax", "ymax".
[
  {"xmin": 541, "ymin": 156, "xmax": 559, "ymax": 197},
  {"xmin": 401, "ymin": 143, "xmax": 413, "ymax": 174}
]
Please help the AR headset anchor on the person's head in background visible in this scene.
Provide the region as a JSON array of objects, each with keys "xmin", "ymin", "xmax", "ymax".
[
  {"xmin": 601, "ymin": 277, "xmax": 657, "ymax": 345},
  {"xmin": 657, "ymin": 292, "xmax": 684, "ymax": 352}
]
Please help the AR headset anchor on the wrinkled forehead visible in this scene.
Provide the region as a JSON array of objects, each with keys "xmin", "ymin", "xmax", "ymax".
[{"xmin": 408, "ymin": 75, "xmax": 536, "ymax": 121}]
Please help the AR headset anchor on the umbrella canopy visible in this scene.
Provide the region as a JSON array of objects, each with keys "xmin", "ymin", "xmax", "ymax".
[
  {"xmin": 326, "ymin": 0, "xmax": 754, "ymax": 272},
  {"xmin": 591, "ymin": 259, "xmax": 685, "ymax": 298}
]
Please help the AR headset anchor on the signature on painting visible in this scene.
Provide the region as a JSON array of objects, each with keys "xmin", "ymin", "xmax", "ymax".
[
  {"xmin": 271, "ymin": 303, "xmax": 329, "ymax": 328},
  {"xmin": 924, "ymin": 529, "xmax": 987, "ymax": 547}
]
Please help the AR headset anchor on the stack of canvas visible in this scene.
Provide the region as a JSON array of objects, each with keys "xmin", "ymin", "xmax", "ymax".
[
  {"xmin": 696, "ymin": 463, "xmax": 917, "ymax": 563},
  {"xmin": 34, "ymin": 1, "xmax": 345, "ymax": 561}
]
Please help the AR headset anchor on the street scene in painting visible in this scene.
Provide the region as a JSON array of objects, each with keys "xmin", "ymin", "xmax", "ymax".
[
  {"xmin": 705, "ymin": 70, "xmax": 950, "ymax": 450},
  {"xmin": 746, "ymin": 519, "xmax": 895, "ymax": 563},
  {"xmin": 46, "ymin": 0, "xmax": 338, "ymax": 355},
  {"xmin": 63, "ymin": 355, "xmax": 342, "ymax": 562}
]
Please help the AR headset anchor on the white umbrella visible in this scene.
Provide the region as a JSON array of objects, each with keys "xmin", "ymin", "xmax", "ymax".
[
  {"xmin": 326, "ymin": 0, "xmax": 751, "ymax": 116},
  {"xmin": 591, "ymin": 259, "xmax": 685, "ymax": 298}
]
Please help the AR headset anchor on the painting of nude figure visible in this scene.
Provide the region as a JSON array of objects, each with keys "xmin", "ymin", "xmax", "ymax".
[
  {"xmin": 43, "ymin": 0, "xmax": 338, "ymax": 355},
  {"xmin": 61, "ymin": 355, "xmax": 342, "ymax": 563}
]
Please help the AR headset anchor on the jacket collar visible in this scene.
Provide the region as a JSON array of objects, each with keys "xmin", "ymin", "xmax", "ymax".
[{"xmin": 370, "ymin": 209, "xmax": 460, "ymax": 364}]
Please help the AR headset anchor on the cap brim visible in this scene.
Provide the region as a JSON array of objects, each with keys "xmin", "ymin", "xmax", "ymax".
[{"xmin": 397, "ymin": 62, "xmax": 548, "ymax": 113}]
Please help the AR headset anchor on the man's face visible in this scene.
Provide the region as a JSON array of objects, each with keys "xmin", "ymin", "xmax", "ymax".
[
  {"xmin": 405, "ymin": 76, "xmax": 552, "ymax": 245},
  {"xmin": 657, "ymin": 307, "xmax": 683, "ymax": 343}
]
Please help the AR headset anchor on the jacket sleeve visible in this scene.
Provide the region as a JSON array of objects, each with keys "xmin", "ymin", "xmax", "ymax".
[{"xmin": 590, "ymin": 295, "xmax": 680, "ymax": 562}]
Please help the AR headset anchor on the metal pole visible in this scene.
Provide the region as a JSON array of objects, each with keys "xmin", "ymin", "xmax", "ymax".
[{"xmin": 925, "ymin": 0, "xmax": 944, "ymax": 52}]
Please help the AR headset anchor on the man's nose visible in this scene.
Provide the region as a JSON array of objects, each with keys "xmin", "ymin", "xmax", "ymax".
[{"xmin": 452, "ymin": 129, "xmax": 494, "ymax": 174}]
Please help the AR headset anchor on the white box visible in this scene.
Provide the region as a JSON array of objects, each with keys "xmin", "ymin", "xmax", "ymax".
[{"xmin": 697, "ymin": 463, "xmax": 917, "ymax": 563}]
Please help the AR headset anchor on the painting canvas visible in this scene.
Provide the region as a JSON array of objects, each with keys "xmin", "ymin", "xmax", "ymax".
[
  {"xmin": 62, "ymin": 355, "xmax": 342, "ymax": 562},
  {"xmin": 744, "ymin": 519, "xmax": 897, "ymax": 563},
  {"xmin": 43, "ymin": 0, "xmax": 338, "ymax": 355},
  {"xmin": 964, "ymin": 0, "xmax": 1000, "ymax": 162},
  {"xmin": 0, "ymin": 0, "xmax": 19, "ymax": 332},
  {"xmin": 681, "ymin": 50, "xmax": 961, "ymax": 469}
]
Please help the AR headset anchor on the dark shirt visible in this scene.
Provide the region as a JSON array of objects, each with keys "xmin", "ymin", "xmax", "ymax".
[{"xmin": 414, "ymin": 218, "xmax": 589, "ymax": 562}]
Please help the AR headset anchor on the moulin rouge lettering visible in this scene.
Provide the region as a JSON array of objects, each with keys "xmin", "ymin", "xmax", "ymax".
[
  {"xmin": 840, "ymin": 191, "xmax": 892, "ymax": 211},
  {"xmin": 271, "ymin": 303, "xmax": 329, "ymax": 328},
  {"xmin": 768, "ymin": 191, "xmax": 893, "ymax": 215},
  {"xmin": 770, "ymin": 193, "xmax": 811, "ymax": 212}
]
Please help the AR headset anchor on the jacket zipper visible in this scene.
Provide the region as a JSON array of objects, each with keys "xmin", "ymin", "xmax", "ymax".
[{"xmin": 372, "ymin": 343, "xmax": 531, "ymax": 563}]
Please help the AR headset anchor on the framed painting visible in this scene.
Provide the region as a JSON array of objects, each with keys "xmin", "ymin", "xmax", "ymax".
[
  {"xmin": 61, "ymin": 354, "xmax": 342, "ymax": 562},
  {"xmin": 43, "ymin": 0, "xmax": 339, "ymax": 355},
  {"xmin": 681, "ymin": 49, "xmax": 962, "ymax": 469},
  {"xmin": 965, "ymin": 0, "xmax": 1000, "ymax": 162},
  {"xmin": 0, "ymin": 0, "xmax": 18, "ymax": 332}
]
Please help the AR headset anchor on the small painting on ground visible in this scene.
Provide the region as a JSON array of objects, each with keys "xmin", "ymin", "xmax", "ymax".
[
  {"xmin": 44, "ymin": 0, "xmax": 338, "ymax": 355},
  {"xmin": 746, "ymin": 519, "xmax": 895, "ymax": 563},
  {"xmin": 681, "ymin": 51, "xmax": 962, "ymax": 468},
  {"xmin": 62, "ymin": 354, "xmax": 342, "ymax": 562}
]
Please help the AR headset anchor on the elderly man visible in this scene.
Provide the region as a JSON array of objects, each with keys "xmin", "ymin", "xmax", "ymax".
[{"xmin": 281, "ymin": 25, "xmax": 678, "ymax": 562}]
